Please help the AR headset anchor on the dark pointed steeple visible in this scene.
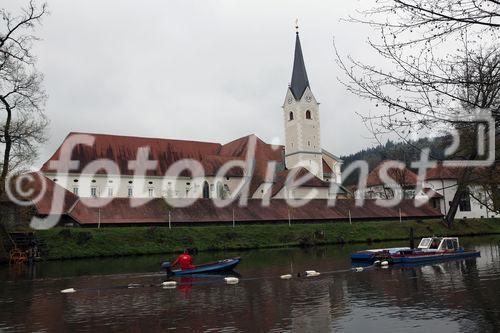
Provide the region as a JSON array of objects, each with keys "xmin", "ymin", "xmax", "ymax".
[{"xmin": 290, "ymin": 30, "xmax": 310, "ymax": 100}]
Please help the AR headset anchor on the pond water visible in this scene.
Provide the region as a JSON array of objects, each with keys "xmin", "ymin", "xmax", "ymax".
[{"xmin": 1, "ymin": 236, "xmax": 500, "ymax": 332}]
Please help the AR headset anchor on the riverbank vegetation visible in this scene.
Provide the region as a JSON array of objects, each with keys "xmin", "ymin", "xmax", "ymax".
[{"xmin": 33, "ymin": 218, "xmax": 500, "ymax": 260}]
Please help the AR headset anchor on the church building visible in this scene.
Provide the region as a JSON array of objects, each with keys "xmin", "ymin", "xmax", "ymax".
[{"xmin": 40, "ymin": 29, "xmax": 346, "ymax": 201}]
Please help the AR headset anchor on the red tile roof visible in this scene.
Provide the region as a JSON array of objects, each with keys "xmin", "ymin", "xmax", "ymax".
[
  {"xmin": 322, "ymin": 159, "xmax": 333, "ymax": 174},
  {"xmin": 8, "ymin": 172, "xmax": 79, "ymax": 215},
  {"xmin": 271, "ymin": 167, "xmax": 331, "ymax": 197},
  {"xmin": 366, "ymin": 161, "xmax": 418, "ymax": 187},
  {"xmin": 218, "ymin": 135, "xmax": 283, "ymax": 195},
  {"xmin": 425, "ymin": 163, "xmax": 466, "ymax": 180},
  {"xmin": 40, "ymin": 132, "xmax": 223, "ymax": 176},
  {"xmin": 65, "ymin": 198, "xmax": 442, "ymax": 225}
]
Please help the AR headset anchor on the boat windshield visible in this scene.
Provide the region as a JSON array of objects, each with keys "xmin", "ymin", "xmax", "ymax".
[
  {"xmin": 429, "ymin": 238, "xmax": 441, "ymax": 249},
  {"xmin": 418, "ymin": 238, "xmax": 432, "ymax": 249},
  {"xmin": 440, "ymin": 238, "xmax": 459, "ymax": 250}
]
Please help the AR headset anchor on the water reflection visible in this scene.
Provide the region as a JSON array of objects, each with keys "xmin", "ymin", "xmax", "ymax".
[{"xmin": 1, "ymin": 238, "xmax": 500, "ymax": 332}]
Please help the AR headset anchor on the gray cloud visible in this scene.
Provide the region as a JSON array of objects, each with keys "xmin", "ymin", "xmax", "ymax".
[{"xmin": 4, "ymin": 0, "xmax": 379, "ymax": 168}]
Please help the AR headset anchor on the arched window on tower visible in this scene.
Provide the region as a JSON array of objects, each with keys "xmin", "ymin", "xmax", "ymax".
[
  {"xmin": 289, "ymin": 111, "xmax": 294, "ymax": 121},
  {"xmin": 306, "ymin": 110, "xmax": 312, "ymax": 119}
]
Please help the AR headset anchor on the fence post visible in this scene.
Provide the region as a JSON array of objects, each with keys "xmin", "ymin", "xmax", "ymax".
[
  {"xmin": 399, "ymin": 208, "xmax": 402, "ymax": 223},
  {"xmin": 232, "ymin": 209, "xmax": 235, "ymax": 228},
  {"xmin": 168, "ymin": 210, "xmax": 171, "ymax": 229},
  {"xmin": 348, "ymin": 209, "xmax": 352, "ymax": 225},
  {"xmin": 288, "ymin": 208, "xmax": 291, "ymax": 227}
]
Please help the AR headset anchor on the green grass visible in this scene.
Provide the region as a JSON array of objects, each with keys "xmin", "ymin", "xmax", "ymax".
[{"xmin": 34, "ymin": 218, "xmax": 500, "ymax": 260}]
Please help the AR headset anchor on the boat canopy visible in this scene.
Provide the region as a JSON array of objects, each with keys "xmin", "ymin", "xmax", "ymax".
[{"xmin": 417, "ymin": 237, "xmax": 460, "ymax": 251}]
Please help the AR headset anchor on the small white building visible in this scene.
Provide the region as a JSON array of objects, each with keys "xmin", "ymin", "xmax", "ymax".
[
  {"xmin": 424, "ymin": 164, "xmax": 498, "ymax": 219},
  {"xmin": 355, "ymin": 161, "xmax": 419, "ymax": 200},
  {"xmin": 355, "ymin": 161, "xmax": 498, "ymax": 219}
]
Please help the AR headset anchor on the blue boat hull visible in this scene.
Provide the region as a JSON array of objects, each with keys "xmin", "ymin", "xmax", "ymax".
[
  {"xmin": 351, "ymin": 253, "xmax": 376, "ymax": 261},
  {"xmin": 169, "ymin": 258, "xmax": 241, "ymax": 276},
  {"xmin": 389, "ymin": 250, "xmax": 480, "ymax": 264}
]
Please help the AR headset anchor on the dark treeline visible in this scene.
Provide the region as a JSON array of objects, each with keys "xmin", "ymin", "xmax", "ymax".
[{"xmin": 340, "ymin": 136, "xmax": 448, "ymax": 186}]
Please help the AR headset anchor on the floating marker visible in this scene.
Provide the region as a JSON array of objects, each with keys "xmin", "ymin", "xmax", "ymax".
[
  {"xmin": 354, "ymin": 267, "xmax": 364, "ymax": 272},
  {"xmin": 60, "ymin": 288, "xmax": 76, "ymax": 294},
  {"xmin": 163, "ymin": 284, "xmax": 177, "ymax": 289},
  {"xmin": 128, "ymin": 283, "xmax": 142, "ymax": 289},
  {"xmin": 280, "ymin": 274, "xmax": 292, "ymax": 280},
  {"xmin": 381, "ymin": 261, "xmax": 389, "ymax": 266},
  {"xmin": 162, "ymin": 281, "xmax": 177, "ymax": 287},
  {"xmin": 305, "ymin": 270, "xmax": 321, "ymax": 277},
  {"xmin": 224, "ymin": 277, "xmax": 239, "ymax": 284},
  {"xmin": 373, "ymin": 260, "xmax": 381, "ymax": 266}
]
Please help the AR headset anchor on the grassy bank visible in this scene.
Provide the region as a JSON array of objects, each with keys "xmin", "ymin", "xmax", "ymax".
[{"xmin": 33, "ymin": 218, "xmax": 500, "ymax": 260}]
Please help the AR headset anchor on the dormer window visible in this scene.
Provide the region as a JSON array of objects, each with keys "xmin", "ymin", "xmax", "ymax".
[
  {"xmin": 306, "ymin": 110, "xmax": 312, "ymax": 119},
  {"xmin": 289, "ymin": 111, "xmax": 294, "ymax": 121}
]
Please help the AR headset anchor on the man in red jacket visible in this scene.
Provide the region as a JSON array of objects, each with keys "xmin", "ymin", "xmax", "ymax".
[{"xmin": 171, "ymin": 249, "xmax": 195, "ymax": 270}]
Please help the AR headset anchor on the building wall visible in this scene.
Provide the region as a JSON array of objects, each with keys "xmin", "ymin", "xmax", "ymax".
[
  {"xmin": 355, "ymin": 185, "xmax": 415, "ymax": 200},
  {"xmin": 273, "ymin": 187, "xmax": 333, "ymax": 199},
  {"xmin": 322, "ymin": 152, "xmax": 342, "ymax": 183},
  {"xmin": 283, "ymin": 87, "xmax": 323, "ymax": 179},
  {"xmin": 425, "ymin": 179, "xmax": 497, "ymax": 219},
  {"xmin": 43, "ymin": 173, "xmax": 244, "ymax": 200}
]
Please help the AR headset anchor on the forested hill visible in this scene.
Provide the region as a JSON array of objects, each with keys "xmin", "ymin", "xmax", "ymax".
[{"xmin": 340, "ymin": 137, "xmax": 448, "ymax": 186}]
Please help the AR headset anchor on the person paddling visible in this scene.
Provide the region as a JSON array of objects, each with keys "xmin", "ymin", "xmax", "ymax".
[{"xmin": 171, "ymin": 249, "xmax": 195, "ymax": 270}]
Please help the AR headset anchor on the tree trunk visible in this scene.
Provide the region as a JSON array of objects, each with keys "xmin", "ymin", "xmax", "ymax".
[
  {"xmin": 444, "ymin": 189, "xmax": 463, "ymax": 228},
  {"xmin": 444, "ymin": 167, "xmax": 474, "ymax": 228},
  {"xmin": 0, "ymin": 96, "xmax": 12, "ymax": 182}
]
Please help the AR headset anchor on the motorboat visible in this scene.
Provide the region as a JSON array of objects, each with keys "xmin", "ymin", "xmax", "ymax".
[{"xmin": 351, "ymin": 237, "xmax": 480, "ymax": 264}]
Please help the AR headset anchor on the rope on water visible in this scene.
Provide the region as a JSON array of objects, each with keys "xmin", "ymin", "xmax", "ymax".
[{"xmin": 60, "ymin": 264, "xmax": 378, "ymax": 294}]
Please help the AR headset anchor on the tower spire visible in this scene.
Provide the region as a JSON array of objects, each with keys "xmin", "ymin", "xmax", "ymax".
[{"xmin": 290, "ymin": 24, "xmax": 310, "ymax": 100}]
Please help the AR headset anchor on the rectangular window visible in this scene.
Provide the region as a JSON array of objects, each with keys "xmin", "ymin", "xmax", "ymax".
[
  {"xmin": 108, "ymin": 187, "xmax": 113, "ymax": 197},
  {"xmin": 148, "ymin": 188, "xmax": 154, "ymax": 197},
  {"xmin": 73, "ymin": 187, "xmax": 79, "ymax": 196},
  {"xmin": 128, "ymin": 187, "xmax": 133, "ymax": 197},
  {"xmin": 459, "ymin": 192, "xmax": 471, "ymax": 212},
  {"xmin": 90, "ymin": 187, "xmax": 97, "ymax": 197}
]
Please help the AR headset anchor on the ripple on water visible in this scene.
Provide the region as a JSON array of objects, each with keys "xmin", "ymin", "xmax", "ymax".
[{"xmin": 1, "ymin": 238, "xmax": 500, "ymax": 332}]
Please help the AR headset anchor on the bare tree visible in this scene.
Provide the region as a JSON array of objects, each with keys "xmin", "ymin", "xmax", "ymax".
[
  {"xmin": 336, "ymin": 1, "xmax": 500, "ymax": 227},
  {"xmin": 0, "ymin": 1, "xmax": 48, "ymax": 185}
]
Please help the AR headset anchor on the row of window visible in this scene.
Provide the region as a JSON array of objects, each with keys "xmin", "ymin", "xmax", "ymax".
[
  {"xmin": 74, "ymin": 187, "xmax": 154, "ymax": 198},
  {"xmin": 289, "ymin": 110, "xmax": 312, "ymax": 121}
]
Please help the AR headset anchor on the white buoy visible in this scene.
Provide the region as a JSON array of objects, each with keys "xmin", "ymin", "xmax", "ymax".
[
  {"xmin": 163, "ymin": 284, "xmax": 177, "ymax": 289},
  {"xmin": 280, "ymin": 274, "xmax": 292, "ymax": 280},
  {"xmin": 224, "ymin": 277, "xmax": 239, "ymax": 284},
  {"xmin": 60, "ymin": 288, "xmax": 76, "ymax": 294},
  {"xmin": 354, "ymin": 267, "xmax": 364, "ymax": 272},
  {"xmin": 305, "ymin": 270, "xmax": 321, "ymax": 277},
  {"xmin": 128, "ymin": 283, "xmax": 142, "ymax": 289},
  {"xmin": 381, "ymin": 261, "xmax": 389, "ymax": 266},
  {"xmin": 162, "ymin": 281, "xmax": 177, "ymax": 287},
  {"xmin": 373, "ymin": 260, "xmax": 381, "ymax": 266}
]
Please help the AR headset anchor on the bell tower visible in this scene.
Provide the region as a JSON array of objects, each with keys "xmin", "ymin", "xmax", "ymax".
[{"xmin": 283, "ymin": 26, "xmax": 323, "ymax": 179}]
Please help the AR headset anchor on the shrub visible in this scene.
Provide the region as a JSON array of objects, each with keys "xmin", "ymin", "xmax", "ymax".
[
  {"xmin": 75, "ymin": 231, "xmax": 93, "ymax": 245},
  {"xmin": 58, "ymin": 229, "xmax": 72, "ymax": 239}
]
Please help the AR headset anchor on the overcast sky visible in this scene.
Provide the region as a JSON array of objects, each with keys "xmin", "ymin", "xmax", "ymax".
[{"xmin": 5, "ymin": 0, "xmax": 380, "ymax": 168}]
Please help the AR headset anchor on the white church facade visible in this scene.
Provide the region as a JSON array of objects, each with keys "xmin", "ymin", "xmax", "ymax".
[{"xmin": 40, "ymin": 30, "xmax": 346, "ymax": 201}]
